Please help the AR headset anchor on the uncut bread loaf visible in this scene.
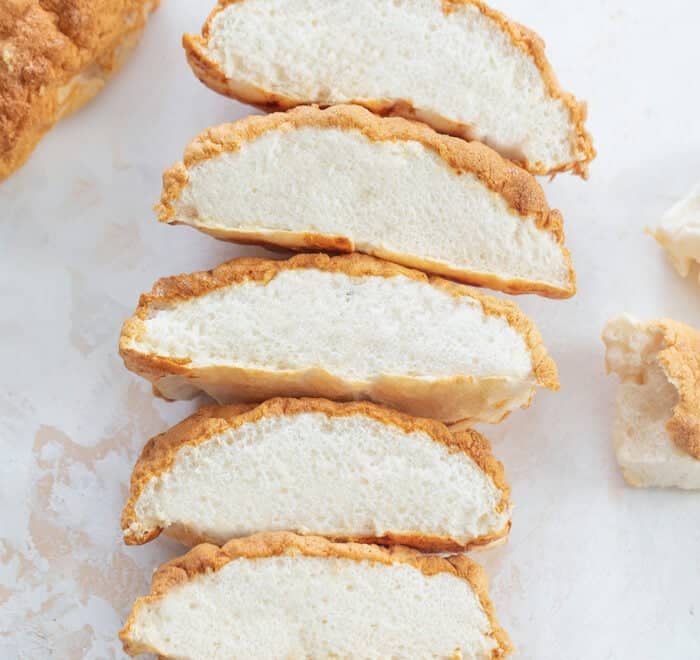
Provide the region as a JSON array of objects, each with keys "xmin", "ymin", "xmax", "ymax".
[
  {"xmin": 0, "ymin": 0, "xmax": 158, "ymax": 181},
  {"xmin": 159, "ymin": 105, "xmax": 575, "ymax": 298},
  {"xmin": 120, "ymin": 532, "xmax": 513, "ymax": 659},
  {"xmin": 603, "ymin": 315, "xmax": 700, "ymax": 490},
  {"xmin": 119, "ymin": 253, "xmax": 559, "ymax": 426},
  {"xmin": 183, "ymin": 0, "xmax": 594, "ymax": 177},
  {"xmin": 121, "ymin": 397, "xmax": 511, "ymax": 550}
]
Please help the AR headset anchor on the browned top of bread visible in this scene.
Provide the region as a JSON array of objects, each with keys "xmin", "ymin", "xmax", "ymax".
[
  {"xmin": 121, "ymin": 397, "xmax": 511, "ymax": 542},
  {"xmin": 184, "ymin": 0, "xmax": 594, "ymax": 178},
  {"xmin": 0, "ymin": 0, "xmax": 154, "ymax": 172},
  {"xmin": 120, "ymin": 531, "xmax": 513, "ymax": 658},
  {"xmin": 652, "ymin": 320, "xmax": 700, "ymax": 459},
  {"xmin": 119, "ymin": 253, "xmax": 560, "ymax": 390},
  {"xmin": 158, "ymin": 104, "xmax": 566, "ymax": 244}
]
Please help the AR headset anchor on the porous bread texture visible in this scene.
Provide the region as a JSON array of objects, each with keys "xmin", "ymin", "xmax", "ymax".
[
  {"xmin": 120, "ymin": 532, "xmax": 513, "ymax": 659},
  {"xmin": 0, "ymin": 0, "xmax": 158, "ymax": 181},
  {"xmin": 651, "ymin": 183, "xmax": 700, "ymax": 281},
  {"xmin": 603, "ymin": 315, "xmax": 700, "ymax": 490},
  {"xmin": 119, "ymin": 253, "xmax": 559, "ymax": 426},
  {"xmin": 159, "ymin": 105, "xmax": 575, "ymax": 298},
  {"xmin": 183, "ymin": 0, "xmax": 594, "ymax": 177},
  {"xmin": 121, "ymin": 397, "xmax": 511, "ymax": 550}
]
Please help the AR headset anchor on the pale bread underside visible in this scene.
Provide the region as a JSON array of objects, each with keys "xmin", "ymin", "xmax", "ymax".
[
  {"xmin": 119, "ymin": 254, "xmax": 559, "ymax": 426},
  {"xmin": 184, "ymin": 0, "xmax": 594, "ymax": 176},
  {"xmin": 120, "ymin": 532, "xmax": 512, "ymax": 658},
  {"xmin": 122, "ymin": 398, "xmax": 511, "ymax": 549},
  {"xmin": 603, "ymin": 315, "xmax": 700, "ymax": 490},
  {"xmin": 160, "ymin": 106, "xmax": 575, "ymax": 298}
]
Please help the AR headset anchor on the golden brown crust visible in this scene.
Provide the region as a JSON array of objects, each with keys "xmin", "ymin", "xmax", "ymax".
[
  {"xmin": 0, "ymin": 0, "xmax": 157, "ymax": 181},
  {"xmin": 121, "ymin": 397, "xmax": 511, "ymax": 547},
  {"xmin": 119, "ymin": 532, "xmax": 513, "ymax": 658},
  {"xmin": 650, "ymin": 320, "xmax": 700, "ymax": 459},
  {"xmin": 119, "ymin": 253, "xmax": 559, "ymax": 426},
  {"xmin": 157, "ymin": 105, "xmax": 575, "ymax": 298},
  {"xmin": 183, "ymin": 0, "xmax": 594, "ymax": 178}
]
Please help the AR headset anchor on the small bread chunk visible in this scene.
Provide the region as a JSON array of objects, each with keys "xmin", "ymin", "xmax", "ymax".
[
  {"xmin": 183, "ymin": 0, "xmax": 594, "ymax": 177},
  {"xmin": 603, "ymin": 315, "xmax": 700, "ymax": 490},
  {"xmin": 121, "ymin": 398, "xmax": 511, "ymax": 550},
  {"xmin": 119, "ymin": 253, "xmax": 559, "ymax": 427},
  {"xmin": 159, "ymin": 105, "xmax": 576, "ymax": 298},
  {"xmin": 120, "ymin": 532, "xmax": 513, "ymax": 659},
  {"xmin": 0, "ymin": 0, "xmax": 158, "ymax": 181},
  {"xmin": 651, "ymin": 183, "xmax": 700, "ymax": 281}
]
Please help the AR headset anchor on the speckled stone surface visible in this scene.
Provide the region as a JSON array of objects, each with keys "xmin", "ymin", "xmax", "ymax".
[{"xmin": 1, "ymin": 2, "xmax": 699, "ymax": 658}]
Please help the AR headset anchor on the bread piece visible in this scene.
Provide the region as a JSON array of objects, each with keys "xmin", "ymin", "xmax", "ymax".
[
  {"xmin": 651, "ymin": 183, "xmax": 700, "ymax": 281},
  {"xmin": 0, "ymin": 0, "xmax": 157, "ymax": 181},
  {"xmin": 183, "ymin": 0, "xmax": 594, "ymax": 177},
  {"xmin": 603, "ymin": 315, "xmax": 700, "ymax": 490},
  {"xmin": 120, "ymin": 531, "xmax": 512, "ymax": 658},
  {"xmin": 122, "ymin": 397, "xmax": 511, "ymax": 550},
  {"xmin": 119, "ymin": 253, "xmax": 559, "ymax": 426},
  {"xmin": 159, "ymin": 105, "xmax": 575, "ymax": 298}
]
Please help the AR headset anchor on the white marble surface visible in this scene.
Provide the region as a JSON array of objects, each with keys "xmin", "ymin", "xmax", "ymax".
[{"xmin": 1, "ymin": 1, "xmax": 699, "ymax": 658}]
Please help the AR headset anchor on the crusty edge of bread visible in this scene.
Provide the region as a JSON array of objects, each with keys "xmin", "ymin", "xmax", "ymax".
[
  {"xmin": 119, "ymin": 531, "xmax": 513, "ymax": 658},
  {"xmin": 121, "ymin": 397, "xmax": 511, "ymax": 547},
  {"xmin": 157, "ymin": 105, "xmax": 575, "ymax": 298},
  {"xmin": 0, "ymin": 1, "xmax": 158, "ymax": 182},
  {"xmin": 182, "ymin": 0, "xmax": 594, "ymax": 178},
  {"xmin": 604, "ymin": 318, "xmax": 700, "ymax": 460},
  {"xmin": 118, "ymin": 253, "xmax": 559, "ymax": 397},
  {"xmin": 650, "ymin": 320, "xmax": 700, "ymax": 459}
]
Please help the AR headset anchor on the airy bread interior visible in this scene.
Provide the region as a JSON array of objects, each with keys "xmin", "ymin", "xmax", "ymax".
[
  {"xmin": 125, "ymin": 405, "xmax": 510, "ymax": 547},
  {"xmin": 193, "ymin": 0, "xmax": 592, "ymax": 174},
  {"xmin": 652, "ymin": 183, "xmax": 700, "ymax": 281},
  {"xmin": 131, "ymin": 267, "xmax": 531, "ymax": 380},
  {"xmin": 124, "ymin": 555, "xmax": 499, "ymax": 658},
  {"xmin": 604, "ymin": 317, "xmax": 700, "ymax": 489},
  {"xmin": 168, "ymin": 120, "xmax": 573, "ymax": 295}
]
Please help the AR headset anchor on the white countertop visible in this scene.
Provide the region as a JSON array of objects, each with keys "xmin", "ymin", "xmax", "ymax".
[{"xmin": 1, "ymin": 1, "xmax": 699, "ymax": 658}]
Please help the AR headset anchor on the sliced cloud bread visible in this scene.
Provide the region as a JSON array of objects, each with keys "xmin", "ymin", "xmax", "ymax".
[
  {"xmin": 603, "ymin": 315, "xmax": 700, "ymax": 490},
  {"xmin": 159, "ymin": 105, "xmax": 575, "ymax": 298},
  {"xmin": 183, "ymin": 0, "xmax": 594, "ymax": 177},
  {"xmin": 119, "ymin": 253, "xmax": 559, "ymax": 426},
  {"xmin": 120, "ymin": 532, "xmax": 513, "ymax": 658},
  {"xmin": 122, "ymin": 398, "xmax": 511, "ymax": 550}
]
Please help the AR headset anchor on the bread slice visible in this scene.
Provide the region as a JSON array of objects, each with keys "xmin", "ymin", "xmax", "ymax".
[
  {"xmin": 120, "ymin": 532, "xmax": 512, "ymax": 658},
  {"xmin": 651, "ymin": 183, "xmax": 700, "ymax": 281},
  {"xmin": 119, "ymin": 253, "xmax": 558, "ymax": 426},
  {"xmin": 0, "ymin": 0, "xmax": 158, "ymax": 181},
  {"xmin": 159, "ymin": 105, "xmax": 575, "ymax": 298},
  {"xmin": 603, "ymin": 315, "xmax": 700, "ymax": 490},
  {"xmin": 121, "ymin": 397, "xmax": 511, "ymax": 550},
  {"xmin": 183, "ymin": 0, "xmax": 594, "ymax": 177}
]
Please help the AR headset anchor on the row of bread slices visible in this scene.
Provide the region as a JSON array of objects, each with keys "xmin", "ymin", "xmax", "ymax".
[
  {"xmin": 118, "ymin": 1, "xmax": 598, "ymax": 657},
  {"xmin": 118, "ymin": 314, "xmax": 700, "ymax": 660}
]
